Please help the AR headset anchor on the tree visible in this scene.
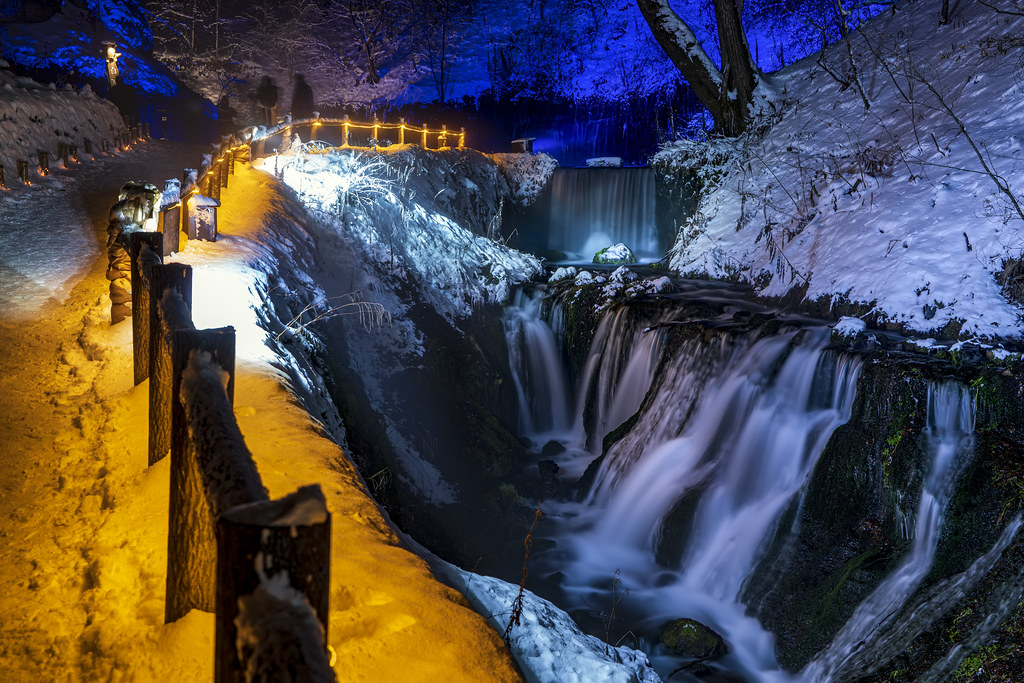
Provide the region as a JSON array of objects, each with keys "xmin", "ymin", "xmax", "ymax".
[
  {"xmin": 414, "ymin": 0, "xmax": 475, "ymax": 102},
  {"xmin": 635, "ymin": 0, "xmax": 763, "ymax": 136}
]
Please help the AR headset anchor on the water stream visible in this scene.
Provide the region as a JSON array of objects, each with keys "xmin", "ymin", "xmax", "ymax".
[
  {"xmin": 547, "ymin": 168, "xmax": 660, "ymax": 261},
  {"xmin": 502, "ymin": 288, "xmax": 1009, "ymax": 681}
]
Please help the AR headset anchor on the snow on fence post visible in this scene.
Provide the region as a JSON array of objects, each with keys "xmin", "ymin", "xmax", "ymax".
[
  {"xmin": 149, "ymin": 265, "xmax": 193, "ymax": 466},
  {"xmin": 215, "ymin": 485, "xmax": 334, "ymax": 683},
  {"xmin": 129, "ymin": 233, "xmax": 164, "ymax": 385},
  {"xmin": 166, "ymin": 333, "xmax": 265, "ymax": 624}
]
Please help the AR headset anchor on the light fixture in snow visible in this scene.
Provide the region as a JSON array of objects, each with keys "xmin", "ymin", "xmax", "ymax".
[{"xmin": 104, "ymin": 43, "xmax": 121, "ymax": 87}]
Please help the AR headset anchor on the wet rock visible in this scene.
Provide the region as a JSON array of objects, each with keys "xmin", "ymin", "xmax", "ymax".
[
  {"xmin": 538, "ymin": 459, "xmax": 560, "ymax": 482},
  {"xmin": 541, "ymin": 440, "xmax": 566, "ymax": 458},
  {"xmin": 660, "ymin": 618, "xmax": 728, "ymax": 659},
  {"xmin": 593, "ymin": 242, "xmax": 636, "ymax": 264}
]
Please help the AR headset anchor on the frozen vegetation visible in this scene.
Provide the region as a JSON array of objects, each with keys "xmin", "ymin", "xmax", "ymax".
[{"xmin": 657, "ymin": 1, "xmax": 1024, "ymax": 339}]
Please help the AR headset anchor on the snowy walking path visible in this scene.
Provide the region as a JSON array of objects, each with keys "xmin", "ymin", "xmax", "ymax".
[{"xmin": 0, "ymin": 141, "xmax": 520, "ymax": 680}]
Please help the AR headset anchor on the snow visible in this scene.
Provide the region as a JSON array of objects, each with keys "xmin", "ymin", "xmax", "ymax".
[
  {"xmin": 0, "ymin": 84, "xmax": 527, "ymax": 678},
  {"xmin": 659, "ymin": 1, "xmax": 1024, "ymax": 339},
  {"xmin": 436, "ymin": 562, "xmax": 661, "ymax": 683},
  {"xmin": 833, "ymin": 316, "xmax": 868, "ymax": 338},
  {"xmin": 586, "ymin": 157, "xmax": 624, "ymax": 167}
]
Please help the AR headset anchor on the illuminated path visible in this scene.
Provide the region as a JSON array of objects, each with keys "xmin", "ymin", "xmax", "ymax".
[
  {"xmin": 0, "ymin": 141, "xmax": 521, "ymax": 681},
  {"xmin": 0, "ymin": 140, "xmax": 208, "ymax": 678}
]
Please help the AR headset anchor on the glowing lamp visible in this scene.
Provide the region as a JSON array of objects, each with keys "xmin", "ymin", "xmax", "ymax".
[{"xmin": 187, "ymin": 193, "xmax": 220, "ymax": 241}]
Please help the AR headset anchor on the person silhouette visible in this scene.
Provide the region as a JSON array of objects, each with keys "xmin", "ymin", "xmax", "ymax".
[
  {"xmin": 291, "ymin": 74, "xmax": 314, "ymax": 120},
  {"xmin": 256, "ymin": 76, "xmax": 279, "ymax": 127}
]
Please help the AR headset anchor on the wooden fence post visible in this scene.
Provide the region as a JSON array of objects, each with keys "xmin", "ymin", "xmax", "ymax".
[
  {"xmin": 459, "ymin": 127, "xmax": 465, "ymax": 149},
  {"xmin": 215, "ymin": 486, "xmax": 333, "ymax": 683},
  {"xmin": 17, "ymin": 160, "xmax": 28, "ymax": 184},
  {"xmin": 372, "ymin": 114, "xmax": 380, "ymax": 144},
  {"xmin": 399, "ymin": 118, "xmax": 405, "ymax": 145},
  {"xmin": 84, "ymin": 139, "xmax": 93, "ymax": 155},
  {"xmin": 165, "ymin": 325, "xmax": 241, "ymax": 623},
  {"xmin": 37, "ymin": 151, "xmax": 49, "ymax": 176},
  {"xmin": 421, "ymin": 126, "xmax": 427, "ymax": 149},
  {"xmin": 342, "ymin": 115, "xmax": 350, "ymax": 147},
  {"xmin": 148, "ymin": 265, "xmax": 193, "ymax": 466},
  {"xmin": 129, "ymin": 232, "xmax": 164, "ymax": 385},
  {"xmin": 0, "ymin": 164, "xmax": 5, "ymax": 189},
  {"xmin": 158, "ymin": 204, "xmax": 181, "ymax": 257}
]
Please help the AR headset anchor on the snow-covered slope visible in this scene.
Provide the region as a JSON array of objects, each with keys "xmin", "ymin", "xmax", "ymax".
[
  {"xmin": 0, "ymin": 60, "xmax": 126, "ymax": 182},
  {"xmin": 661, "ymin": 1, "xmax": 1024, "ymax": 339}
]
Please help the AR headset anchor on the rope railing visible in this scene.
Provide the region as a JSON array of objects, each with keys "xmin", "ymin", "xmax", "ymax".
[{"xmin": 249, "ymin": 114, "xmax": 466, "ymax": 155}]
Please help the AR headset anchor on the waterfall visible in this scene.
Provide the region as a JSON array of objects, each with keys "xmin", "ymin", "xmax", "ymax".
[
  {"xmin": 548, "ymin": 168, "xmax": 659, "ymax": 261},
  {"xmin": 547, "ymin": 327, "xmax": 861, "ymax": 680},
  {"xmin": 802, "ymin": 381, "xmax": 977, "ymax": 681},
  {"xmin": 503, "ymin": 289, "xmax": 573, "ymax": 437},
  {"xmin": 504, "ymin": 291, "xmax": 674, "ymax": 478}
]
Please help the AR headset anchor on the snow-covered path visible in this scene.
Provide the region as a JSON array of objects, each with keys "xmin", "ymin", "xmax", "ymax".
[
  {"xmin": 0, "ymin": 140, "xmax": 208, "ymax": 678},
  {"xmin": 0, "ymin": 141, "xmax": 521, "ymax": 680}
]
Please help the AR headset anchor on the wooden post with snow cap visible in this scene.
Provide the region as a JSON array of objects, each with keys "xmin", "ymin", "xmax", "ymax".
[
  {"xmin": 158, "ymin": 204, "xmax": 181, "ymax": 257},
  {"xmin": 439, "ymin": 124, "xmax": 447, "ymax": 148},
  {"xmin": 166, "ymin": 324, "xmax": 260, "ymax": 624},
  {"xmin": 128, "ymin": 232, "xmax": 164, "ymax": 385},
  {"xmin": 215, "ymin": 485, "xmax": 334, "ymax": 683},
  {"xmin": 148, "ymin": 265, "xmax": 193, "ymax": 466}
]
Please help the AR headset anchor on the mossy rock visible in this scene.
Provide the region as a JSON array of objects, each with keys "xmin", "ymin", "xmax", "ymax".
[
  {"xmin": 660, "ymin": 618, "xmax": 729, "ymax": 659},
  {"xmin": 593, "ymin": 243, "xmax": 637, "ymax": 264}
]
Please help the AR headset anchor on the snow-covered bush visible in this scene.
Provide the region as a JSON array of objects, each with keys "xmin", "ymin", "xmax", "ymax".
[{"xmin": 491, "ymin": 152, "xmax": 558, "ymax": 207}]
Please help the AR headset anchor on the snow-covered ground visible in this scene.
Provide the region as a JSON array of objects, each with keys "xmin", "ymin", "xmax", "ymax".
[
  {"xmin": 660, "ymin": 1, "xmax": 1024, "ymax": 339},
  {"xmin": 0, "ymin": 134, "xmax": 526, "ymax": 679}
]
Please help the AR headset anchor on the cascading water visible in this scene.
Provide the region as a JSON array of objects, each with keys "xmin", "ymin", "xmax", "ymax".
[
  {"xmin": 504, "ymin": 290, "xmax": 675, "ymax": 478},
  {"xmin": 512, "ymin": 323, "xmax": 855, "ymax": 681},
  {"xmin": 503, "ymin": 288, "xmax": 573, "ymax": 437},
  {"xmin": 548, "ymin": 168, "xmax": 659, "ymax": 261},
  {"xmin": 802, "ymin": 381, "xmax": 977, "ymax": 681},
  {"xmin": 502, "ymin": 282, "xmax": 1016, "ymax": 680}
]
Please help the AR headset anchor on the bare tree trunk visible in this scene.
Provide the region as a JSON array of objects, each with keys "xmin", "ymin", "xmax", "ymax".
[{"xmin": 635, "ymin": 0, "xmax": 762, "ymax": 136}]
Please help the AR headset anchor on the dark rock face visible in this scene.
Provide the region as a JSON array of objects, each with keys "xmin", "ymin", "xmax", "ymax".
[{"xmin": 660, "ymin": 618, "xmax": 729, "ymax": 659}]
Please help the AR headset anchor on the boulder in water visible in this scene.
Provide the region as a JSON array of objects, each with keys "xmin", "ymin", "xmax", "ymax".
[
  {"xmin": 593, "ymin": 243, "xmax": 636, "ymax": 264},
  {"xmin": 541, "ymin": 440, "xmax": 566, "ymax": 458},
  {"xmin": 660, "ymin": 618, "xmax": 729, "ymax": 659}
]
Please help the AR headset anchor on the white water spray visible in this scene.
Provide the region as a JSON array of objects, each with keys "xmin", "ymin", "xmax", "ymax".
[{"xmin": 803, "ymin": 381, "xmax": 976, "ymax": 681}]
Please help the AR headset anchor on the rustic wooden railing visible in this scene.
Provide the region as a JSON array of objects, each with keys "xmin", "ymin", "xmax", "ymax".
[{"xmin": 107, "ymin": 135, "xmax": 336, "ymax": 681}]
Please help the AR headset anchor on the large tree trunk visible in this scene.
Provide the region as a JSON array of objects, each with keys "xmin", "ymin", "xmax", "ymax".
[{"xmin": 636, "ymin": 0, "xmax": 761, "ymax": 136}]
